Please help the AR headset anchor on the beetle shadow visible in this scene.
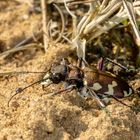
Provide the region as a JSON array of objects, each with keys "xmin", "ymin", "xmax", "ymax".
[
  {"xmin": 32, "ymin": 120, "xmax": 50, "ymax": 140},
  {"xmin": 131, "ymin": 105, "xmax": 140, "ymax": 114},
  {"xmin": 50, "ymin": 105, "xmax": 88, "ymax": 139},
  {"xmin": 32, "ymin": 120, "xmax": 66, "ymax": 140},
  {"xmin": 62, "ymin": 91, "xmax": 99, "ymax": 111}
]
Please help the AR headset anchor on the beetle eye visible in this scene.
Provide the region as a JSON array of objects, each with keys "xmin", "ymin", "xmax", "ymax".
[
  {"xmin": 54, "ymin": 73, "xmax": 60, "ymax": 78},
  {"xmin": 51, "ymin": 73, "xmax": 62, "ymax": 84}
]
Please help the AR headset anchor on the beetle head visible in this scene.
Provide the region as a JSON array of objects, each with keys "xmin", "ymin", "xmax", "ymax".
[{"xmin": 41, "ymin": 58, "xmax": 70, "ymax": 86}]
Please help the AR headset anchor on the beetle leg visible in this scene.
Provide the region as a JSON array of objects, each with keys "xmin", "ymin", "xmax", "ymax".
[
  {"xmin": 87, "ymin": 88, "xmax": 112, "ymax": 116},
  {"xmin": 78, "ymin": 87, "xmax": 90, "ymax": 98},
  {"xmin": 78, "ymin": 86, "xmax": 106, "ymax": 107},
  {"xmin": 42, "ymin": 82, "xmax": 53, "ymax": 91},
  {"xmin": 63, "ymin": 81, "xmax": 70, "ymax": 88},
  {"xmin": 44, "ymin": 85, "xmax": 75, "ymax": 96},
  {"xmin": 101, "ymin": 96, "xmax": 111, "ymax": 105},
  {"xmin": 95, "ymin": 93, "xmax": 111, "ymax": 105},
  {"xmin": 87, "ymin": 87, "xmax": 106, "ymax": 108},
  {"xmin": 137, "ymin": 89, "xmax": 140, "ymax": 97},
  {"xmin": 97, "ymin": 57, "xmax": 105, "ymax": 71}
]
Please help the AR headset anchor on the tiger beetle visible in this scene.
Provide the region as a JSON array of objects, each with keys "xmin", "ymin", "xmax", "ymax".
[
  {"xmin": 48, "ymin": 57, "xmax": 135, "ymax": 109},
  {"xmin": 4, "ymin": 56, "xmax": 137, "ymax": 110}
]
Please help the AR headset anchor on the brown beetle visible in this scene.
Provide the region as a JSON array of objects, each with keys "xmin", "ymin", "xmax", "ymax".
[
  {"xmin": 45, "ymin": 57, "xmax": 134, "ymax": 108},
  {"xmin": 7, "ymin": 58, "xmax": 134, "ymax": 109}
]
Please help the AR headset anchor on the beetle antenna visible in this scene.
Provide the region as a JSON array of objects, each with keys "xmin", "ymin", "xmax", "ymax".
[
  {"xmin": 44, "ymin": 85, "xmax": 75, "ymax": 96},
  {"xmin": 78, "ymin": 57, "xmax": 89, "ymax": 68},
  {"xmin": 0, "ymin": 70, "xmax": 49, "ymax": 76},
  {"xmin": 7, "ymin": 77, "xmax": 50, "ymax": 107}
]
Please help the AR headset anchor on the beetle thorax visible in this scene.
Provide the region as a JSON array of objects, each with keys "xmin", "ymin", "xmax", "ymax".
[{"xmin": 66, "ymin": 66, "xmax": 84, "ymax": 88}]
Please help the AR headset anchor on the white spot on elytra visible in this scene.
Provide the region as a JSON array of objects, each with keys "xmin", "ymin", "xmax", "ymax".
[
  {"xmin": 92, "ymin": 83, "xmax": 102, "ymax": 91},
  {"xmin": 123, "ymin": 88, "xmax": 133, "ymax": 97},
  {"xmin": 105, "ymin": 81, "xmax": 118, "ymax": 95}
]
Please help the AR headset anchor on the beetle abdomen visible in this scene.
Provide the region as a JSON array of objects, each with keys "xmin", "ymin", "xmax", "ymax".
[{"xmin": 84, "ymin": 68, "xmax": 134, "ymax": 98}]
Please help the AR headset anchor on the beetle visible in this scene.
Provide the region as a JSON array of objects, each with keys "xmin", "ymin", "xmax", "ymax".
[{"xmin": 7, "ymin": 57, "xmax": 135, "ymax": 109}]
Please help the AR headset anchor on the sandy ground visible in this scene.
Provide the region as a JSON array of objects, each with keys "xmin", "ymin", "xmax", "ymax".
[{"xmin": 0, "ymin": 1, "xmax": 140, "ymax": 140}]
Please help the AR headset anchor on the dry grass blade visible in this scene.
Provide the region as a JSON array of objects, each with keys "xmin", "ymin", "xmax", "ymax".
[
  {"xmin": 64, "ymin": 0, "xmax": 77, "ymax": 37},
  {"xmin": 122, "ymin": 0, "xmax": 140, "ymax": 66},
  {"xmin": 0, "ymin": 43, "xmax": 42, "ymax": 59},
  {"xmin": 67, "ymin": 0, "xmax": 95, "ymax": 5},
  {"xmin": 41, "ymin": 0, "xmax": 49, "ymax": 52},
  {"xmin": 16, "ymin": 30, "xmax": 43, "ymax": 48},
  {"xmin": 100, "ymin": 0, "xmax": 109, "ymax": 10},
  {"xmin": 84, "ymin": 0, "xmax": 122, "ymax": 34},
  {"xmin": 122, "ymin": 0, "xmax": 140, "ymax": 44},
  {"xmin": 84, "ymin": 1, "xmax": 140, "ymax": 42},
  {"xmin": 48, "ymin": 0, "xmax": 75, "ymax": 4},
  {"xmin": 53, "ymin": 4, "xmax": 65, "ymax": 43},
  {"xmin": 87, "ymin": 9, "xmax": 128, "ymax": 42},
  {"xmin": 77, "ymin": 1, "xmax": 96, "ymax": 37}
]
